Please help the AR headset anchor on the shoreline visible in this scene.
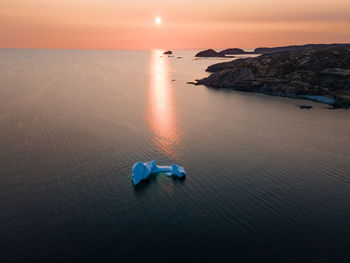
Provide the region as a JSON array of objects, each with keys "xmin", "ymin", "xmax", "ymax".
[{"xmin": 193, "ymin": 45, "xmax": 350, "ymax": 109}]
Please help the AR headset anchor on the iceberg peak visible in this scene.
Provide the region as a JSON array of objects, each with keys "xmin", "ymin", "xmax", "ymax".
[{"xmin": 132, "ymin": 160, "xmax": 186, "ymax": 185}]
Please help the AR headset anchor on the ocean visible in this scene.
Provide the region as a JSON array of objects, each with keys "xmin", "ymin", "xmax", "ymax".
[{"xmin": 1, "ymin": 49, "xmax": 350, "ymax": 262}]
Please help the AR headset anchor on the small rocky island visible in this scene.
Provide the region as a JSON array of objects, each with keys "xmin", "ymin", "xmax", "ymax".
[
  {"xmin": 195, "ymin": 48, "xmax": 249, "ymax": 57},
  {"xmin": 195, "ymin": 49, "xmax": 224, "ymax": 57},
  {"xmin": 193, "ymin": 45, "xmax": 350, "ymax": 108}
]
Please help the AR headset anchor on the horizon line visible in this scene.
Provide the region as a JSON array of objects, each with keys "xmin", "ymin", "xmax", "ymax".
[{"xmin": 1, "ymin": 42, "xmax": 349, "ymax": 51}]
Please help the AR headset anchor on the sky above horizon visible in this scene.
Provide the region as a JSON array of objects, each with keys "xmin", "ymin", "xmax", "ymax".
[{"xmin": 1, "ymin": 0, "xmax": 350, "ymax": 49}]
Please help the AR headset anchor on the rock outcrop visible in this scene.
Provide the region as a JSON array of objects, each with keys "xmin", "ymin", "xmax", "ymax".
[
  {"xmin": 195, "ymin": 48, "xmax": 251, "ymax": 57},
  {"xmin": 163, "ymin": 50, "xmax": 172, "ymax": 55},
  {"xmin": 300, "ymin": 105, "xmax": 313, "ymax": 109},
  {"xmin": 194, "ymin": 46, "xmax": 350, "ymax": 108},
  {"xmin": 218, "ymin": 48, "xmax": 248, "ymax": 56},
  {"xmin": 195, "ymin": 49, "xmax": 223, "ymax": 57}
]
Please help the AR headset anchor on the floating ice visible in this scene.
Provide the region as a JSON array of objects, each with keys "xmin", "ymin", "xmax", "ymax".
[
  {"xmin": 132, "ymin": 160, "xmax": 186, "ymax": 185},
  {"xmin": 298, "ymin": 95, "xmax": 335, "ymax": 104}
]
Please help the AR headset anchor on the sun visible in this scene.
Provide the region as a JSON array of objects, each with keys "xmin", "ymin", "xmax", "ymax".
[{"xmin": 155, "ymin": 17, "xmax": 162, "ymax": 25}]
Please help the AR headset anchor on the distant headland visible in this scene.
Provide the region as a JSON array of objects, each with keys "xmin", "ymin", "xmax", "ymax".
[
  {"xmin": 192, "ymin": 44, "xmax": 350, "ymax": 108},
  {"xmin": 195, "ymin": 43, "xmax": 350, "ymax": 57}
]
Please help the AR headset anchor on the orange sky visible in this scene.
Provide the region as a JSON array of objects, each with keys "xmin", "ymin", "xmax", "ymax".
[{"xmin": 1, "ymin": 0, "xmax": 350, "ymax": 49}]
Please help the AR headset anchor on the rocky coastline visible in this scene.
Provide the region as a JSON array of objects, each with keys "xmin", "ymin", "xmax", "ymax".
[
  {"xmin": 193, "ymin": 45, "xmax": 350, "ymax": 108},
  {"xmin": 195, "ymin": 43, "xmax": 350, "ymax": 57}
]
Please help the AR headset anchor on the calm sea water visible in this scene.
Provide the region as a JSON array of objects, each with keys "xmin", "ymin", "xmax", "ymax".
[{"xmin": 0, "ymin": 49, "xmax": 350, "ymax": 263}]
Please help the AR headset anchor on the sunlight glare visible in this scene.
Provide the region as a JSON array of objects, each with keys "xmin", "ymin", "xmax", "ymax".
[{"xmin": 155, "ymin": 17, "xmax": 162, "ymax": 25}]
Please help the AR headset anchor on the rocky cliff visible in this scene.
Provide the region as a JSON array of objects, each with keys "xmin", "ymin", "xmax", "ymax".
[{"xmin": 195, "ymin": 46, "xmax": 350, "ymax": 108}]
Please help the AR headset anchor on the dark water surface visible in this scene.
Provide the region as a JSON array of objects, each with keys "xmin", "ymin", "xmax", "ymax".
[{"xmin": 1, "ymin": 49, "xmax": 350, "ymax": 262}]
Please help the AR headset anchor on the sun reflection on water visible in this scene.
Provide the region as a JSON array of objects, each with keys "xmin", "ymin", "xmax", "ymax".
[{"xmin": 147, "ymin": 50, "xmax": 181, "ymax": 159}]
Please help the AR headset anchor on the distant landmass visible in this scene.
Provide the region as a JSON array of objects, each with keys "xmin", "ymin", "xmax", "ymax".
[
  {"xmin": 193, "ymin": 44, "xmax": 350, "ymax": 108},
  {"xmin": 254, "ymin": 44, "xmax": 350, "ymax": 54},
  {"xmin": 195, "ymin": 43, "xmax": 350, "ymax": 57},
  {"xmin": 195, "ymin": 48, "xmax": 249, "ymax": 57}
]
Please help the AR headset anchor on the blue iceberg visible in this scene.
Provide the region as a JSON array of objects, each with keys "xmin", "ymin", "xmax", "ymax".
[{"xmin": 132, "ymin": 160, "xmax": 186, "ymax": 185}]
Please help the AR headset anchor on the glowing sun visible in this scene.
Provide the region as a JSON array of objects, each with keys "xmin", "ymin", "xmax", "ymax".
[{"xmin": 155, "ymin": 17, "xmax": 162, "ymax": 25}]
